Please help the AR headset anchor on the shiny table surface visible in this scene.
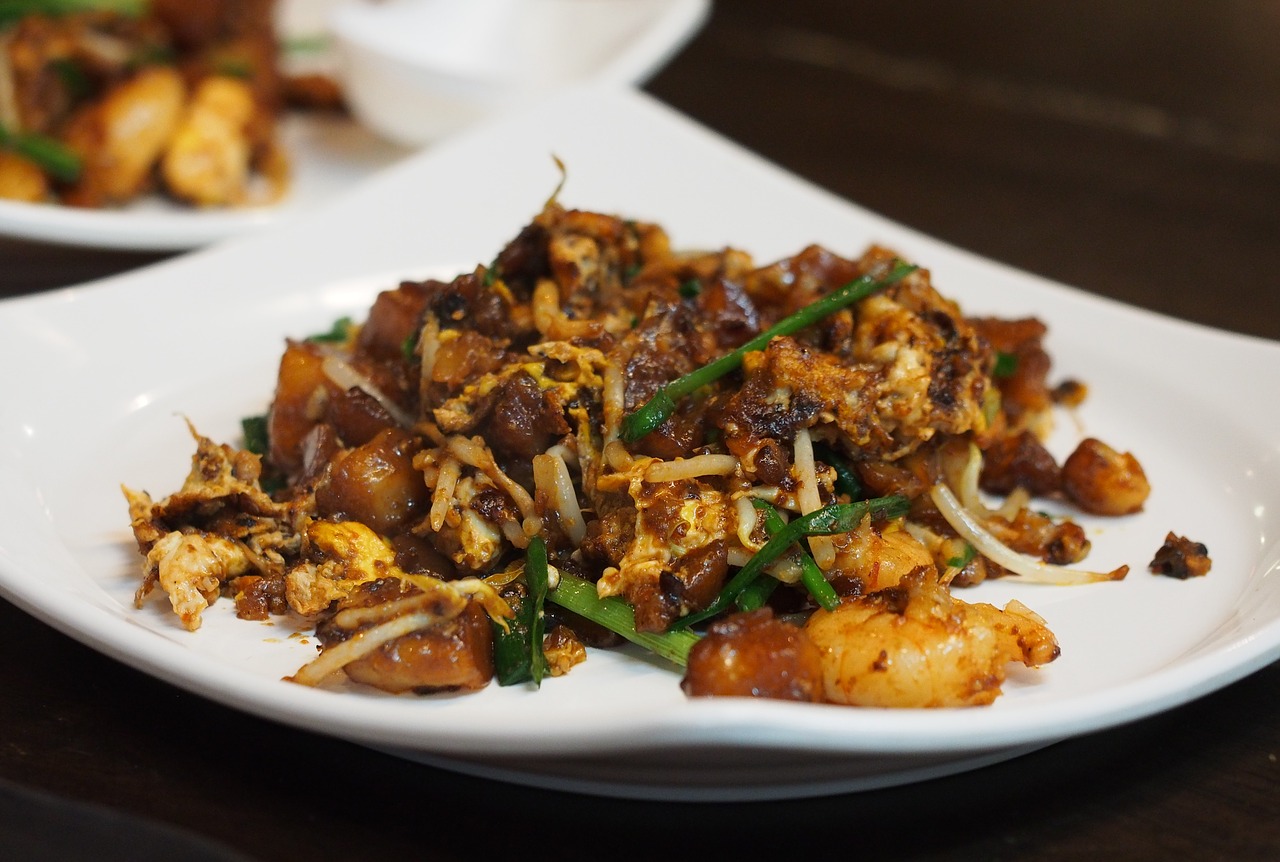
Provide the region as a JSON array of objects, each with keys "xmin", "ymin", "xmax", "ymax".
[{"xmin": 3, "ymin": 2, "xmax": 1278, "ymax": 859}]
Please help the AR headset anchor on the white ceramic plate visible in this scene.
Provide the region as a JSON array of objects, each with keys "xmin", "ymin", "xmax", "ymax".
[
  {"xmin": 0, "ymin": 0, "xmax": 407, "ymax": 251},
  {"xmin": 0, "ymin": 112, "xmax": 408, "ymax": 251},
  {"xmin": 2, "ymin": 86, "xmax": 1279, "ymax": 802},
  {"xmin": 330, "ymin": 0, "xmax": 712, "ymax": 146}
]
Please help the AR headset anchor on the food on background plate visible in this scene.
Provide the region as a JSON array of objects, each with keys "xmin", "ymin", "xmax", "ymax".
[
  {"xmin": 124, "ymin": 199, "xmax": 1189, "ymax": 708},
  {"xmin": 0, "ymin": 0, "xmax": 340, "ymax": 208}
]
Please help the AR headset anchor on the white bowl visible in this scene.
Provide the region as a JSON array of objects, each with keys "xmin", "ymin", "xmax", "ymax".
[{"xmin": 330, "ymin": 0, "xmax": 711, "ymax": 146}]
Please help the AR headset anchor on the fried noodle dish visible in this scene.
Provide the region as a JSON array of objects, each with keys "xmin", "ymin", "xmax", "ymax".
[
  {"xmin": 0, "ymin": 0, "xmax": 339, "ymax": 208},
  {"xmin": 124, "ymin": 200, "xmax": 1164, "ymax": 708}
]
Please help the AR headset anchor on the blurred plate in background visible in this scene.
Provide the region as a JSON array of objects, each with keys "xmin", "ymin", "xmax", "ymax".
[{"xmin": 330, "ymin": 0, "xmax": 711, "ymax": 146}]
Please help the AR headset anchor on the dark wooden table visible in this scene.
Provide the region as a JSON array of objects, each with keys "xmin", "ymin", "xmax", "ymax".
[{"xmin": 3, "ymin": 2, "xmax": 1278, "ymax": 859}]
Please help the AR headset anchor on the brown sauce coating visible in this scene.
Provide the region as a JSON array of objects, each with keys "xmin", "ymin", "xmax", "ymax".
[
  {"xmin": 1062, "ymin": 438, "xmax": 1150, "ymax": 516},
  {"xmin": 358, "ymin": 281, "xmax": 430, "ymax": 362},
  {"xmin": 314, "ymin": 429, "xmax": 427, "ymax": 534},
  {"xmin": 1149, "ymin": 533, "xmax": 1212, "ymax": 579},
  {"xmin": 266, "ymin": 340, "xmax": 329, "ymax": 470},
  {"xmin": 230, "ymin": 573, "xmax": 287, "ymax": 620},
  {"xmin": 980, "ymin": 430, "xmax": 1063, "ymax": 498},
  {"xmin": 483, "ymin": 372, "xmax": 573, "ymax": 464},
  {"xmin": 335, "ymin": 602, "xmax": 494, "ymax": 694},
  {"xmin": 969, "ymin": 316, "xmax": 1054, "ymax": 425},
  {"xmin": 681, "ymin": 608, "xmax": 825, "ymax": 702}
]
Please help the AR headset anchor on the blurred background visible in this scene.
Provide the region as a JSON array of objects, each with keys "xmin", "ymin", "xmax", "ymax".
[
  {"xmin": 2, "ymin": 2, "xmax": 1278, "ymax": 861},
  {"xmin": 6, "ymin": 1, "xmax": 1278, "ymax": 345},
  {"xmin": 645, "ymin": 0, "xmax": 1280, "ymax": 341}
]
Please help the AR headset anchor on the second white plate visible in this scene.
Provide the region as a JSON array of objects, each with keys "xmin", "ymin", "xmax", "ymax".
[{"xmin": 0, "ymin": 111, "xmax": 409, "ymax": 250}]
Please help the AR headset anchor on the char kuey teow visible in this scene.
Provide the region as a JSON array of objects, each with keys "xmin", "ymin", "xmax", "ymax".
[{"xmin": 124, "ymin": 200, "xmax": 1211, "ymax": 708}]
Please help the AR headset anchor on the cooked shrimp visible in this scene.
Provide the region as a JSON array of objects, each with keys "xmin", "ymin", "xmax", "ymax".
[
  {"xmin": 827, "ymin": 514, "xmax": 936, "ymax": 593},
  {"xmin": 804, "ymin": 572, "xmax": 1059, "ymax": 707},
  {"xmin": 160, "ymin": 75, "xmax": 256, "ymax": 206},
  {"xmin": 60, "ymin": 65, "xmax": 184, "ymax": 207}
]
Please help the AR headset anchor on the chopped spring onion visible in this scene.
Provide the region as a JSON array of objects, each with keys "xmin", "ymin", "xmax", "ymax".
[
  {"xmin": 491, "ymin": 593, "xmax": 537, "ymax": 686},
  {"xmin": 0, "ymin": 124, "xmax": 81, "ymax": 182},
  {"xmin": 240, "ymin": 414, "xmax": 269, "ymax": 456},
  {"xmin": 620, "ymin": 261, "xmax": 918, "ymax": 442},
  {"xmin": 238, "ymin": 414, "xmax": 284, "ymax": 493},
  {"xmin": 733, "ymin": 575, "xmax": 778, "ymax": 612},
  {"xmin": 671, "ymin": 494, "xmax": 909, "ymax": 631},
  {"xmin": 525, "ymin": 536, "xmax": 550, "ymax": 684},
  {"xmin": 811, "ymin": 441, "xmax": 863, "ymax": 500},
  {"xmin": 493, "ymin": 536, "xmax": 551, "ymax": 685},
  {"xmin": 992, "ymin": 351, "xmax": 1019, "ymax": 378},
  {"xmin": 306, "ymin": 316, "xmax": 354, "ymax": 343},
  {"xmin": 946, "ymin": 541, "xmax": 977, "ymax": 570},
  {"xmin": 754, "ymin": 500, "xmax": 841, "ymax": 611},
  {"xmin": 930, "ymin": 484, "xmax": 1127, "ymax": 585},
  {"xmin": 49, "ymin": 58, "xmax": 90, "ymax": 100},
  {"xmin": 212, "ymin": 57, "xmax": 254, "ymax": 79},
  {"xmin": 548, "ymin": 573, "xmax": 700, "ymax": 667},
  {"xmin": 0, "ymin": 0, "xmax": 144, "ymax": 24}
]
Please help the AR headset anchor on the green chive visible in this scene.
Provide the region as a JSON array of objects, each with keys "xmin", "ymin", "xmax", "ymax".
[
  {"xmin": 811, "ymin": 441, "xmax": 863, "ymax": 500},
  {"xmin": 754, "ymin": 500, "xmax": 841, "ymax": 612},
  {"xmin": 670, "ymin": 494, "xmax": 909, "ymax": 631},
  {"xmin": 620, "ymin": 261, "xmax": 917, "ymax": 442},
  {"xmin": 492, "ymin": 589, "xmax": 537, "ymax": 686},
  {"xmin": 547, "ymin": 573, "xmax": 700, "ymax": 667},
  {"xmin": 734, "ymin": 575, "xmax": 778, "ymax": 612},
  {"xmin": 240, "ymin": 415, "xmax": 269, "ymax": 457},
  {"xmin": 283, "ymin": 34, "xmax": 332, "ymax": 55},
  {"xmin": 49, "ymin": 58, "xmax": 90, "ymax": 100},
  {"xmin": 946, "ymin": 542, "xmax": 977, "ymax": 570},
  {"xmin": 306, "ymin": 316, "xmax": 353, "ymax": 343},
  {"xmin": 992, "ymin": 351, "xmax": 1018, "ymax": 378},
  {"xmin": 0, "ymin": 124, "xmax": 81, "ymax": 182},
  {"xmin": 525, "ymin": 536, "xmax": 550, "ymax": 684},
  {"xmin": 492, "ymin": 538, "xmax": 551, "ymax": 686},
  {"xmin": 0, "ymin": 0, "xmax": 144, "ymax": 24},
  {"xmin": 213, "ymin": 58, "xmax": 253, "ymax": 80}
]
